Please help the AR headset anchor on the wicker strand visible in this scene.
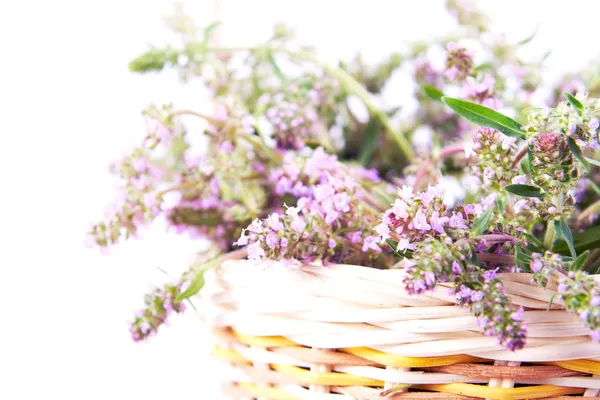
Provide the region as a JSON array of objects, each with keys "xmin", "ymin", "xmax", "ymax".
[
  {"xmin": 201, "ymin": 260, "xmax": 600, "ymax": 399},
  {"xmin": 584, "ymin": 374, "xmax": 600, "ymax": 397},
  {"xmin": 309, "ymin": 348, "xmax": 331, "ymax": 394}
]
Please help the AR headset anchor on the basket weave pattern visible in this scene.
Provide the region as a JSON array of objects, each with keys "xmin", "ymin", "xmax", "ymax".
[{"xmin": 199, "ymin": 261, "xmax": 600, "ymax": 399}]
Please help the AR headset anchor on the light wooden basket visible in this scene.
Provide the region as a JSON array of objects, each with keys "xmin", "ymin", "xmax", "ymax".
[{"xmin": 198, "ymin": 260, "xmax": 600, "ymax": 399}]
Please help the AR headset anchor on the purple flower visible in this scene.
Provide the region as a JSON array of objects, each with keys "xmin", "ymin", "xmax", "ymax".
[
  {"xmin": 362, "ymin": 236, "xmax": 382, "ymax": 252},
  {"xmin": 266, "ymin": 231, "xmax": 279, "ymax": 249},
  {"xmin": 412, "ymin": 209, "xmax": 432, "ymax": 231},
  {"xmin": 558, "ymin": 283, "xmax": 569, "ymax": 293},
  {"xmin": 267, "ymin": 213, "xmax": 284, "ymax": 231},
  {"xmin": 449, "ymin": 212, "xmax": 468, "ymax": 229},
  {"xmin": 247, "ymin": 242, "xmax": 266, "ymax": 260},
  {"xmin": 398, "ymin": 185, "xmax": 414, "ymax": 202},
  {"xmin": 347, "ymin": 231, "xmax": 362, "ymax": 244},
  {"xmin": 333, "ymin": 192, "xmax": 351, "ymax": 212},
  {"xmin": 235, "ymin": 230, "xmax": 249, "ymax": 246},
  {"xmin": 429, "ymin": 211, "xmax": 449, "ymax": 234},
  {"xmin": 483, "ymin": 269, "xmax": 497, "ymax": 281},
  {"xmin": 392, "ymin": 199, "xmax": 409, "ymax": 218},
  {"xmin": 531, "ymin": 258, "xmax": 543, "ymax": 273},
  {"xmin": 452, "ymin": 261, "xmax": 462, "ymax": 274},
  {"xmin": 471, "ymin": 291, "xmax": 484, "ymax": 302},
  {"xmin": 290, "ymin": 215, "xmax": 306, "ymax": 233},
  {"xmin": 374, "ymin": 220, "xmax": 391, "ymax": 242}
]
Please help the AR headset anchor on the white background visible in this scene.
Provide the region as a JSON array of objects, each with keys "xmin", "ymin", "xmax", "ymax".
[{"xmin": 1, "ymin": 1, "xmax": 599, "ymax": 399}]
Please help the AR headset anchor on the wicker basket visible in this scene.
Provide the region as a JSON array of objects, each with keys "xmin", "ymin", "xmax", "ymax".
[{"xmin": 198, "ymin": 260, "xmax": 600, "ymax": 399}]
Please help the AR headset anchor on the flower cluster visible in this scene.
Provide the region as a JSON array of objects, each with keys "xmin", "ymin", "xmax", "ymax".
[
  {"xmin": 91, "ymin": 1, "xmax": 600, "ymax": 352},
  {"xmin": 526, "ymin": 94, "xmax": 600, "ymax": 149},
  {"xmin": 530, "ymin": 133, "xmax": 578, "ymax": 219},
  {"xmin": 466, "ymin": 127, "xmax": 519, "ymax": 190},
  {"xmin": 374, "ymin": 185, "xmax": 473, "ymax": 252},
  {"xmin": 558, "ymin": 270, "xmax": 600, "ymax": 342},
  {"xmin": 454, "ymin": 271, "xmax": 527, "ymax": 351},
  {"xmin": 399, "ymin": 237, "xmax": 472, "ymax": 294},
  {"xmin": 130, "ymin": 280, "xmax": 187, "ymax": 341},
  {"xmin": 87, "ymin": 108, "xmax": 184, "ymax": 248},
  {"xmin": 237, "ymin": 148, "xmax": 391, "ymax": 267},
  {"xmin": 445, "ymin": 42, "xmax": 474, "ymax": 81},
  {"xmin": 260, "ymin": 88, "xmax": 320, "ymax": 150}
]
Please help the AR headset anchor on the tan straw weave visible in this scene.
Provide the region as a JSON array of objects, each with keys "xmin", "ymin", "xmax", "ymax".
[{"xmin": 198, "ymin": 260, "xmax": 600, "ymax": 399}]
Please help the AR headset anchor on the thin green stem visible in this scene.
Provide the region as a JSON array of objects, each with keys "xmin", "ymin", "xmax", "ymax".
[
  {"xmin": 172, "ymin": 109, "xmax": 221, "ymax": 126},
  {"xmin": 578, "ymin": 199, "xmax": 600, "ymax": 224},
  {"xmin": 287, "ymin": 50, "xmax": 416, "ymax": 162},
  {"xmin": 544, "ymin": 220, "xmax": 556, "ymax": 250}
]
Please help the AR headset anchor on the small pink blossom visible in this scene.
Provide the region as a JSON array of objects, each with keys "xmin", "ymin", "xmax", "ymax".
[
  {"xmin": 531, "ymin": 258, "xmax": 543, "ymax": 272},
  {"xmin": 248, "ymin": 219, "xmax": 264, "ymax": 234},
  {"xmin": 247, "ymin": 242, "xmax": 265, "ymax": 260},
  {"xmin": 291, "ymin": 216, "xmax": 306, "ymax": 233},
  {"xmin": 347, "ymin": 231, "xmax": 362, "ymax": 244},
  {"xmin": 362, "ymin": 236, "xmax": 382, "ymax": 252},
  {"xmin": 514, "ymin": 199, "xmax": 529, "ymax": 214},
  {"xmin": 445, "ymin": 66, "xmax": 460, "ymax": 80},
  {"xmin": 429, "ymin": 211, "xmax": 449, "ymax": 234},
  {"xmin": 375, "ymin": 220, "xmax": 391, "ymax": 242},
  {"xmin": 397, "ymin": 238, "xmax": 415, "ymax": 251},
  {"xmin": 332, "ymin": 192, "xmax": 351, "ymax": 212},
  {"xmin": 267, "ymin": 214, "xmax": 284, "ymax": 231},
  {"xmin": 219, "ymin": 140, "xmax": 234, "ymax": 154},
  {"xmin": 266, "ymin": 231, "xmax": 279, "ymax": 249},
  {"xmin": 449, "ymin": 212, "xmax": 468, "ymax": 229},
  {"xmin": 512, "ymin": 175, "xmax": 527, "ymax": 185},
  {"xmin": 412, "ymin": 209, "xmax": 432, "ymax": 231},
  {"xmin": 392, "ymin": 199, "xmax": 409, "ymax": 218},
  {"xmin": 464, "ymin": 141, "xmax": 477, "ymax": 158},
  {"xmin": 398, "ymin": 185, "xmax": 414, "ymax": 202}
]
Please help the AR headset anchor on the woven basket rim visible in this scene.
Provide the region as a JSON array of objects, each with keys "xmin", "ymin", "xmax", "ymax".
[{"xmin": 198, "ymin": 259, "xmax": 600, "ymax": 362}]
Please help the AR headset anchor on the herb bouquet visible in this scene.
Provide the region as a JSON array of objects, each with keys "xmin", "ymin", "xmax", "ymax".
[{"xmin": 89, "ymin": 2, "xmax": 600, "ymax": 399}]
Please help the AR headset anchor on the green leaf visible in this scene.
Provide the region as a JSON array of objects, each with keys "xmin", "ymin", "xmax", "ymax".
[
  {"xmin": 176, "ymin": 271, "xmax": 206, "ymax": 302},
  {"xmin": 526, "ymin": 144, "xmax": 533, "ymax": 173},
  {"xmin": 567, "ymin": 137, "xmax": 590, "ymax": 171},
  {"xmin": 385, "ymin": 239, "xmax": 413, "ymax": 258},
  {"xmin": 470, "ymin": 250, "xmax": 479, "ymax": 266},
  {"xmin": 585, "ymin": 157, "xmax": 600, "ymax": 167},
  {"xmin": 564, "ymin": 92, "xmax": 584, "ymax": 116},
  {"xmin": 471, "ymin": 208, "xmax": 493, "ymax": 236},
  {"xmin": 359, "ymin": 118, "xmax": 381, "ymax": 165},
  {"xmin": 203, "ymin": 21, "xmax": 222, "ymax": 39},
  {"xmin": 571, "ymin": 250, "xmax": 590, "ymax": 271},
  {"xmin": 589, "ymin": 180, "xmax": 600, "ymax": 195},
  {"xmin": 421, "ymin": 84, "xmax": 444, "ymax": 102},
  {"xmin": 128, "ymin": 45, "xmax": 180, "ymax": 73},
  {"xmin": 553, "ymin": 218, "xmax": 577, "ymax": 258},
  {"xmin": 515, "ymin": 246, "xmax": 532, "ymax": 270},
  {"xmin": 553, "ymin": 224, "xmax": 600, "ymax": 255},
  {"xmin": 504, "ymin": 184, "xmax": 545, "ymax": 198},
  {"xmin": 518, "ymin": 27, "xmax": 538, "ymax": 46},
  {"xmin": 267, "ymin": 51, "xmax": 285, "ymax": 81},
  {"xmin": 176, "ymin": 253, "xmax": 222, "ymax": 302},
  {"xmin": 441, "ymin": 97, "xmax": 526, "ymax": 139},
  {"xmin": 472, "ymin": 62, "xmax": 493, "ymax": 74},
  {"xmin": 547, "ymin": 294, "xmax": 556, "ymax": 311}
]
